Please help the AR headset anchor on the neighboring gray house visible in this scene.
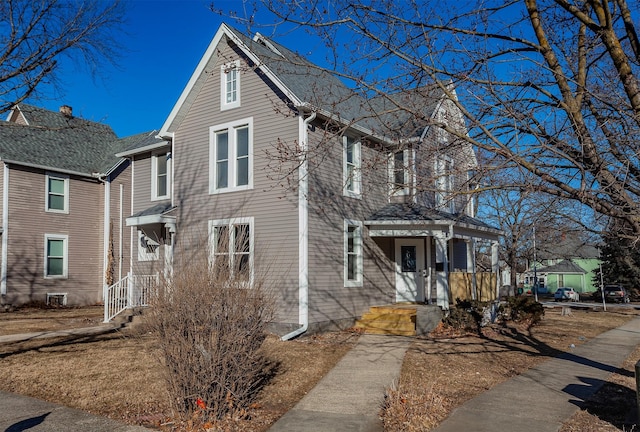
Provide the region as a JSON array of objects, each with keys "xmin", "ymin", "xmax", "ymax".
[
  {"xmin": 119, "ymin": 23, "xmax": 501, "ymax": 336},
  {"xmin": 0, "ymin": 104, "xmax": 136, "ymax": 307}
]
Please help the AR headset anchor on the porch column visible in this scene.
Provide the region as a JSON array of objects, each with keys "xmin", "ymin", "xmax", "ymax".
[
  {"xmin": 434, "ymin": 231, "xmax": 449, "ymax": 310},
  {"xmin": 466, "ymin": 239, "xmax": 477, "ymax": 300},
  {"xmin": 491, "ymin": 241, "xmax": 500, "ymax": 300}
]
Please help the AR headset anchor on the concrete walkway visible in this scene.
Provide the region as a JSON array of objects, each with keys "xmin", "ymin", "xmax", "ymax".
[
  {"xmin": 268, "ymin": 334, "xmax": 411, "ymax": 432},
  {"xmin": 0, "ymin": 390, "xmax": 149, "ymax": 432},
  {"xmin": 0, "ymin": 323, "xmax": 120, "ymax": 343},
  {"xmin": 434, "ymin": 316, "xmax": 640, "ymax": 432}
]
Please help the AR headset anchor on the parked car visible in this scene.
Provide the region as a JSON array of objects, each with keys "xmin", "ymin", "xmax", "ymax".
[
  {"xmin": 604, "ymin": 285, "xmax": 630, "ymax": 303},
  {"xmin": 554, "ymin": 287, "xmax": 580, "ymax": 302}
]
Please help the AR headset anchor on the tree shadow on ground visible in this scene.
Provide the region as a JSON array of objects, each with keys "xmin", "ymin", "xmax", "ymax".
[{"xmin": 566, "ymin": 376, "xmax": 638, "ymax": 430}]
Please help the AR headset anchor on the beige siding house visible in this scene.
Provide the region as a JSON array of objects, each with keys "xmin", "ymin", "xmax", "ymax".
[
  {"xmin": 0, "ymin": 105, "xmax": 134, "ymax": 307},
  {"xmin": 123, "ymin": 23, "xmax": 501, "ymax": 337}
]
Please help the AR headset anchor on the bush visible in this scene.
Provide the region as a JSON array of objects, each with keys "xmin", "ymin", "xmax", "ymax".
[
  {"xmin": 501, "ymin": 296, "xmax": 544, "ymax": 326},
  {"xmin": 146, "ymin": 242, "xmax": 275, "ymax": 423},
  {"xmin": 442, "ymin": 298, "xmax": 488, "ymax": 333}
]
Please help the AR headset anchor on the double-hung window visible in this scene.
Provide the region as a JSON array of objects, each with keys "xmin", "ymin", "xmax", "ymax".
[
  {"xmin": 343, "ymin": 136, "xmax": 361, "ymax": 197},
  {"xmin": 44, "ymin": 234, "xmax": 68, "ymax": 278},
  {"xmin": 221, "ymin": 60, "xmax": 241, "ymax": 110},
  {"xmin": 45, "ymin": 173, "xmax": 69, "ymax": 213},
  {"xmin": 344, "ymin": 220, "xmax": 363, "ymax": 286},
  {"xmin": 210, "ymin": 118, "xmax": 253, "ymax": 193},
  {"xmin": 389, "ymin": 150, "xmax": 411, "ymax": 196},
  {"xmin": 209, "ymin": 217, "xmax": 254, "ymax": 282},
  {"xmin": 435, "ymin": 155, "xmax": 454, "ymax": 212},
  {"xmin": 152, "ymin": 152, "xmax": 171, "ymax": 200}
]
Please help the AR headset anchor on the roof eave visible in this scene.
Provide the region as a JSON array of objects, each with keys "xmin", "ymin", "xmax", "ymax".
[{"xmin": 116, "ymin": 140, "xmax": 170, "ymax": 157}]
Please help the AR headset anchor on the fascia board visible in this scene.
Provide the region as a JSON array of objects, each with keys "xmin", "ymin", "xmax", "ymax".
[
  {"xmin": 159, "ymin": 25, "xmax": 229, "ymax": 136},
  {"xmin": 1, "ymin": 158, "xmax": 95, "ymax": 179},
  {"xmin": 159, "ymin": 23, "xmax": 303, "ymax": 137},
  {"xmin": 115, "ymin": 141, "xmax": 170, "ymax": 158},
  {"xmin": 125, "ymin": 214, "xmax": 176, "ymax": 227}
]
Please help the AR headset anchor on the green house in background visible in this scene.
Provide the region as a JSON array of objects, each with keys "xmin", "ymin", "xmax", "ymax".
[
  {"xmin": 537, "ymin": 258, "xmax": 600, "ymax": 293},
  {"xmin": 523, "ymin": 237, "xmax": 600, "ymax": 294}
]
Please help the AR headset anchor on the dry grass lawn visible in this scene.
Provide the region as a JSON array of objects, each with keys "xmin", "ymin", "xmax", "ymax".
[
  {"xmin": 382, "ymin": 306, "xmax": 640, "ymax": 431},
  {"xmin": 0, "ymin": 305, "xmax": 639, "ymax": 431}
]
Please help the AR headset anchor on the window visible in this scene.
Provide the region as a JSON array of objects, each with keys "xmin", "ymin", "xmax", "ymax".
[
  {"xmin": 221, "ymin": 60, "xmax": 241, "ymax": 110},
  {"xmin": 44, "ymin": 234, "xmax": 68, "ymax": 278},
  {"xmin": 209, "ymin": 118, "xmax": 253, "ymax": 193},
  {"xmin": 209, "ymin": 217, "xmax": 254, "ymax": 282},
  {"xmin": 45, "ymin": 173, "xmax": 69, "ymax": 213},
  {"xmin": 344, "ymin": 220, "xmax": 363, "ymax": 286},
  {"xmin": 389, "ymin": 150, "xmax": 412, "ymax": 196},
  {"xmin": 435, "ymin": 156, "xmax": 454, "ymax": 212},
  {"xmin": 152, "ymin": 152, "xmax": 171, "ymax": 200},
  {"xmin": 343, "ymin": 136, "xmax": 361, "ymax": 197},
  {"xmin": 138, "ymin": 230, "xmax": 160, "ymax": 261}
]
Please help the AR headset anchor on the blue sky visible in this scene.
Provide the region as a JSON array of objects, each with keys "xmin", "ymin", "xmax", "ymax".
[{"xmin": 31, "ymin": 0, "xmax": 319, "ymax": 137}]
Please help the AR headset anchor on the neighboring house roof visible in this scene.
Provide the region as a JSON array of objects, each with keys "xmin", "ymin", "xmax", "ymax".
[
  {"xmin": 366, "ymin": 203, "xmax": 501, "ymax": 233},
  {"xmin": 0, "ymin": 104, "xmax": 137, "ymax": 177},
  {"xmin": 160, "ymin": 23, "xmax": 452, "ymax": 145},
  {"xmin": 537, "ymin": 235, "xmax": 600, "ymax": 260},
  {"xmin": 537, "ymin": 259, "xmax": 587, "ymax": 274}
]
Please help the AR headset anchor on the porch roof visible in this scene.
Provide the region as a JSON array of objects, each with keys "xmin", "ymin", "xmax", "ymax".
[
  {"xmin": 364, "ymin": 203, "xmax": 501, "ymax": 241},
  {"xmin": 536, "ymin": 259, "xmax": 587, "ymax": 275},
  {"xmin": 126, "ymin": 202, "xmax": 176, "ymax": 227}
]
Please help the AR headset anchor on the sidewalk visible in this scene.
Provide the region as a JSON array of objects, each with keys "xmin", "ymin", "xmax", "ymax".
[
  {"xmin": 434, "ymin": 316, "xmax": 640, "ymax": 432},
  {"xmin": 268, "ymin": 334, "xmax": 411, "ymax": 432},
  {"xmin": 0, "ymin": 323, "xmax": 120, "ymax": 344},
  {"xmin": 0, "ymin": 390, "xmax": 149, "ymax": 431}
]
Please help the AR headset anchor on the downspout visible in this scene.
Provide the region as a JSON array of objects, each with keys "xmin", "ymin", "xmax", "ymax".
[
  {"xmin": 119, "ymin": 183, "xmax": 123, "ymax": 281},
  {"xmin": 102, "ymin": 175, "xmax": 110, "ymax": 293},
  {"xmin": 281, "ymin": 109, "xmax": 316, "ymax": 341},
  {"xmin": 1, "ymin": 163, "xmax": 9, "ymax": 296}
]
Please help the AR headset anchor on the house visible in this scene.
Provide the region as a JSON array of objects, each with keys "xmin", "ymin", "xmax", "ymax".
[
  {"xmin": 119, "ymin": 23, "xmax": 501, "ymax": 336},
  {"xmin": 0, "ymin": 104, "xmax": 138, "ymax": 307},
  {"xmin": 524, "ymin": 238, "xmax": 600, "ymax": 293}
]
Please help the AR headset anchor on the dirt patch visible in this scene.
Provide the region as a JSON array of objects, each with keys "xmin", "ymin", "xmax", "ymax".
[{"xmin": 381, "ymin": 307, "xmax": 640, "ymax": 431}]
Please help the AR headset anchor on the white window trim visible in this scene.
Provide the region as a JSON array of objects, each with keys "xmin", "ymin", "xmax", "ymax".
[
  {"xmin": 344, "ymin": 219, "xmax": 363, "ymax": 287},
  {"xmin": 220, "ymin": 60, "xmax": 241, "ymax": 110},
  {"xmin": 151, "ymin": 152, "xmax": 171, "ymax": 201},
  {"xmin": 44, "ymin": 234, "xmax": 68, "ymax": 279},
  {"xmin": 343, "ymin": 136, "xmax": 362, "ymax": 198},
  {"xmin": 45, "ymin": 173, "xmax": 69, "ymax": 214},
  {"xmin": 208, "ymin": 217, "xmax": 255, "ymax": 285},
  {"xmin": 137, "ymin": 230, "xmax": 160, "ymax": 262},
  {"xmin": 435, "ymin": 155, "xmax": 454, "ymax": 213},
  {"xmin": 209, "ymin": 117, "xmax": 254, "ymax": 194}
]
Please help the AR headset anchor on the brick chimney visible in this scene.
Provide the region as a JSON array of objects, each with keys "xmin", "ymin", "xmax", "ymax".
[{"xmin": 59, "ymin": 105, "xmax": 73, "ymax": 117}]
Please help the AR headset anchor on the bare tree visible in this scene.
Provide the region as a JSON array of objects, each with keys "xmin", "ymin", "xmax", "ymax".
[
  {"xmin": 222, "ymin": 0, "xmax": 640, "ymax": 238},
  {"xmin": 0, "ymin": 0, "xmax": 126, "ymax": 113}
]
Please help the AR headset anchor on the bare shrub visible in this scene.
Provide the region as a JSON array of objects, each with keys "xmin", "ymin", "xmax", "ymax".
[{"xmin": 146, "ymin": 234, "xmax": 276, "ymax": 423}]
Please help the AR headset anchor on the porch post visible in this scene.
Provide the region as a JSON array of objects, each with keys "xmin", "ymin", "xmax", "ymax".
[
  {"xmin": 491, "ymin": 241, "xmax": 500, "ymax": 300},
  {"xmin": 466, "ymin": 239, "xmax": 477, "ymax": 300},
  {"xmin": 434, "ymin": 231, "xmax": 449, "ymax": 310}
]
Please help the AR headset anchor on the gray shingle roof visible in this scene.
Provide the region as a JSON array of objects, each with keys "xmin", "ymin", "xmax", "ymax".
[
  {"xmin": 0, "ymin": 104, "xmax": 136, "ymax": 176},
  {"xmin": 367, "ymin": 203, "xmax": 499, "ymax": 231},
  {"xmin": 538, "ymin": 259, "xmax": 587, "ymax": 274},
  {"xmin": 229, "ymin": 26, "xmax": 444, "ymax": 139}
]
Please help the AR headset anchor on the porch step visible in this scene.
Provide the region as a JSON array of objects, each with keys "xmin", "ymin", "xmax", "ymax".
[{"xmin": 355, "ymin": 306, "xmax": 417, "ymax": 336}]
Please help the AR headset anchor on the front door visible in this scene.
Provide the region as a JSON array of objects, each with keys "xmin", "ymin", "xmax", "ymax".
[{"xmin": 395, "ymin": 239, "xmax": 425, "ymax": 302}]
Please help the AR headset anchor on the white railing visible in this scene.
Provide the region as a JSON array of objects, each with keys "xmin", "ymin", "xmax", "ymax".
[{"xmin": 103, "ymin": 272, "xmax": 159, "ymax": 322}]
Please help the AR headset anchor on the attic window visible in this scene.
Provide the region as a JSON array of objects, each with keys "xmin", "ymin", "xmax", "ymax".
[{"xmin": 221, "ymin": 60, "xmax": 241, "ymax": 110}]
